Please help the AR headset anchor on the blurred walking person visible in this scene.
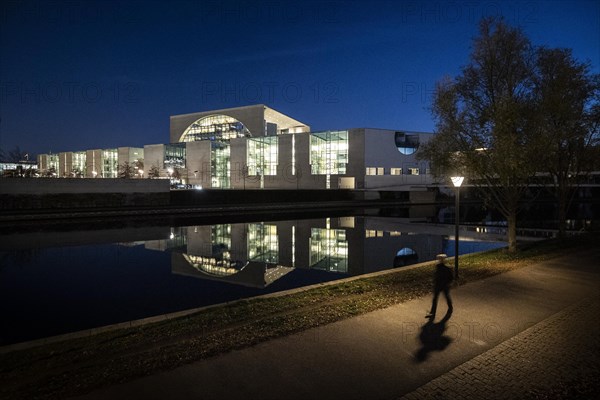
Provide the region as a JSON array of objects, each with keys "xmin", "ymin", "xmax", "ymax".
[{"xmin": 426, "ymin": 254, "xmax": 454, "ymax": 319}]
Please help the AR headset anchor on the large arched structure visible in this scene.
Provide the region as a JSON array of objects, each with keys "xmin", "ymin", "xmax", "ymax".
[
  {"xmin": 170, "ymin": 104, "xmax": 310, "ymax": 144},
  {"xmin": 179, "ymin": 114, "xmax": 251, "ymax": 143}
]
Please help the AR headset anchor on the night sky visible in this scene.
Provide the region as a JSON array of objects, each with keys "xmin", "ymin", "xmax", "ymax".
[{"xmin": 1, "ymin": 0, "xmax": 598, "ymax": 157}]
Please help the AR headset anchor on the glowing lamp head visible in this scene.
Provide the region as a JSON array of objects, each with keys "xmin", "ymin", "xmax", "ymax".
[{"xmin": 451, "ymin": 176, "xmax": 464, "ymax": 187}]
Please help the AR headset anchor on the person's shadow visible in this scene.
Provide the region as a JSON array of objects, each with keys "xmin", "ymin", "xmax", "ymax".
[{"xmin": 414, "ymin": 310, "xmax": 453, "ymax": 362}]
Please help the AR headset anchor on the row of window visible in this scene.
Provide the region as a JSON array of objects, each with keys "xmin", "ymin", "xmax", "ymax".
[
  {"xmin": 365, "ymin": 230, "xmax": 408, "ymax": 238},
  {"xmin": 365, "ymin": 167, "xmax": 421, "ymax": 176}
]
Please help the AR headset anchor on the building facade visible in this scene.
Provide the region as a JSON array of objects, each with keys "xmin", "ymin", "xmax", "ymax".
[
  {"xmin": 146, "ymin": 216, "xmax": 446, "ymax": 288},
  {"xmin": 38, "ymin": 147, "xmax": 143, "ymax": 178},
  {"xmin": 37, "ymin": 104, "xmax": 433, "ymax": 190}
]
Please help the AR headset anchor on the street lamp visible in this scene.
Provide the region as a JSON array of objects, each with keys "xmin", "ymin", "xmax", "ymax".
[{"xmin": 451, "ymin": 176, "xmax": 464, "ymax": 279}]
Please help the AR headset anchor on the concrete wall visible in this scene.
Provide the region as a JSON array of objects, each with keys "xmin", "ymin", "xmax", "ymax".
[
  {"xmin": 118, "ymin": 147, "xmax": 144, "ymax": 166},
  {"xmin": 0, "ymin": 178, "xmax": 171, "ymax": 210},
  {"xmin": 230, "ymin": 137, "xmax": 249, "ymax": 189},
  {"xmin": 346, "ymin": 128, "xmax": 366, "ymax": 189},
  {"xmin": 0, "ymin": 178, "xmax": 170, "ymax": 195},
  {"xmin": 58, "ymin": 152, "xmax": 73, "ymax": 177},
  {"xmin": 85, "ymin": 149, "xmax": 102, "ymax": 178},
  {"xmin": 363, "ymin": 129, "xmax": 433, "ymax": 190},
  {"xmin": 38, "ymin": 154, "xmax": 48, "ymax": 172},
  {"xmin": 185, "ymin": 141, "xmax": 211, "ymax": 188},
  {"xmin": 364, "ymin": 174, "xmax": 433, "ymax": 190},
  {"xmin": 269, "ymin": 134, "xmax": 297, "ymax": 190},
  {"xmin": 144, "ymin": 144, "xmax": 166, "ymax": 178}
]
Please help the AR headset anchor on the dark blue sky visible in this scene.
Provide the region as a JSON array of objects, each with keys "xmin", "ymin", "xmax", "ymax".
[{"xmin": 1, "ymin": 0, "xmax": 598, "ymax": 156}]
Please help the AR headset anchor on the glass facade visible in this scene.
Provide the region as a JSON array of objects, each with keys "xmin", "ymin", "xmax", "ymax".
[
  {"xmin": 247, "ymin": 136, "xmax": 278, "ymax": 176},
  {"xmin": 211, "ymin": 142, "xmax": 230, "ymax": 188},
  {"xmin": 178, "ymin": 115, "xmax": 256, "ymax": 188},
  {"xmin": 309, "ymin": 227, "xmax": 348, "ymax": 273},
  {"xmin": 102, "ymin": 149, "xmax": 118, "ymax": 178},
  {"xmin": 310, "ymin": 130, "xmax": 348, "ymax": 175},
  {"xmin": 247, "ymin": 223, "xmax": 278, "ymax": 264},
  {"xmin": 164, "ymin": 143, "xmax": 186, "ymax": 169},
  {"xmin": 33, "ymin": 103, "xmax": 432, "ymax": 189},
  {"xmin": 180, "ymin": 114, "xmax": 251, "ymax": 142},
  {"xmin": 72, "ymin": 151, "xmax": 86, "ymax": 177},
  {"xmin": 47, "ymin": 154, "xmax": 59, "ymax": 175}
]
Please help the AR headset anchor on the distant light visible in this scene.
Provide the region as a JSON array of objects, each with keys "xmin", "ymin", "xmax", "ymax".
[
  {"xmin": 194, "ymin": 185, "xmax": 203, "ymax": 190},
  {"xmin": 451, "ymin": 176, "xmax": 464, "ymax": 187}
]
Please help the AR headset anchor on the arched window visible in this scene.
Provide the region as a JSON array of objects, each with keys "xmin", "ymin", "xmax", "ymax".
[
  {"xmin": 182, "ymin": 253, "xmax": 248, "ymax": 277},
  {"xmin": 395, "ymin": 132, "xmax": 419, "ymax": 155},
  {"xmin": 179, "ymin": 114, "xmax": 251, "ymax": 142},
  {"xmin": 394, "ymin": 247, "xmax": 418, "ymax": 267}
]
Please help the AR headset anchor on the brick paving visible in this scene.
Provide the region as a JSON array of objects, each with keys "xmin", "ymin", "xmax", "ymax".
[{"xmin": 400, "ymin": 295, "xmax": 600, "ymax": 399}]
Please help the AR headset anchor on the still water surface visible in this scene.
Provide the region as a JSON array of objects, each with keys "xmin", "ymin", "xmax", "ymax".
[{"xmin": 0, "ymin": 216, "xmax": 505, "ymax": 345}]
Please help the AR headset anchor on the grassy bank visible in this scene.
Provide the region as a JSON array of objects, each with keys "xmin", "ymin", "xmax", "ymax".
[{"xmin": 0, "ymin": 233, "xmax": 596, "ymax": 400}]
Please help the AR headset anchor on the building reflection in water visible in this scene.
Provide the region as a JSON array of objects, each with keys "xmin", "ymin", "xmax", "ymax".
[{"xmin": 143, "ymin": 217, "xmax": 444, "ymax": 289}]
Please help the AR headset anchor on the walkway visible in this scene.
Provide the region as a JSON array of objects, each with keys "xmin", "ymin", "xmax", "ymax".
[{"xmin": 75, "ymin": 248, "xmax": 600, "ymax": 400}]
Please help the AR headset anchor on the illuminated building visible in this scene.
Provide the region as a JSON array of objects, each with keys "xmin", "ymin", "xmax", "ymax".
[{"xmin": 37, "ymin": 104, "xmax": 434, "ymax": 190}]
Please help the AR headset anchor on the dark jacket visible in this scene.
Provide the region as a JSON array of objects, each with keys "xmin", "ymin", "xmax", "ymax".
[{"xmin": 434, "ymin": 261, "xmax": 453, "ymax": 291}]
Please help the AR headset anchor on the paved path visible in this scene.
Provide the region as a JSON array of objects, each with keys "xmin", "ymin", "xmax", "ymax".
[
  {"xmin": 401, "ymin": 295, "xmax": 599, "ymax": 399},
  {"xmin": 76, "ymin": 248, "xmax": 600, "ymax": 400}
]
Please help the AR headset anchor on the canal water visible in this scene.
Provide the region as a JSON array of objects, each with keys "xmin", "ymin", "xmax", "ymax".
[{"xmin": 0, "ymin": 215, "xmax": 505, "ymax": 346}]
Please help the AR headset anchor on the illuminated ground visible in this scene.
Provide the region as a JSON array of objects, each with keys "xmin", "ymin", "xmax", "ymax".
[{"xmin": 74, "ymin": 248, "xmax": 600, "ymax": 399}]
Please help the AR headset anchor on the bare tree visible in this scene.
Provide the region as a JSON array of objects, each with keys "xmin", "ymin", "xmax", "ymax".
[
  {"xmin": 419, "ymin": 18, "xmax": 538, "ymax": 252},
  {"xmin": 148, "ymin": 164, "xmax": 160, "ymax": 179},
  {"xmin": 533, "ymin": 48, "xmax": 600, "ymax": 236},
  {"xmin": 118, "ymin": 161, "xmax": 135, "ymax": 179}
]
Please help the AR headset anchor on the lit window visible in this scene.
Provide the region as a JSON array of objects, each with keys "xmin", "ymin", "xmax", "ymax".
[
  {"xmin": 102, "ymin": 149, "xmax": 118, "ymax": 178},
  {"xmin": 247, "ymin": 136, "xmax": 278, "ymax": 176},
  {"xmin": 310, "ymin": 130, "xmax": 349, "ymax": 175},
  {"xmin": 408, "ymin": 168, "xmax": 420, "ymax": 175},
  {"xmin": 164, "ymin": 143, "xmax": 186, "ymax": 169},
  {"xmin": 366, "ymin": 167, "xmax": 377, "ymax": 175},
  {"xmin": 395, "ymin": 132, "xmax": 419, "ymax": 155},
  {"xmin": 310, "ymin": 227, "xmax": 348, "ymax": 272},
  {"xmin": 180, "ymin": 114, "xmax": 251, "ymax": 142},
  {"xmin": 391, "ymin": 168, "xmax": 402, "ymax": 175}
]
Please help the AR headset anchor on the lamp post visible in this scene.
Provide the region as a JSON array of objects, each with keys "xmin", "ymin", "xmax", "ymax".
[{"xmin": 451, "ymin": 176, "xmax": 464, "ymax": 279}]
